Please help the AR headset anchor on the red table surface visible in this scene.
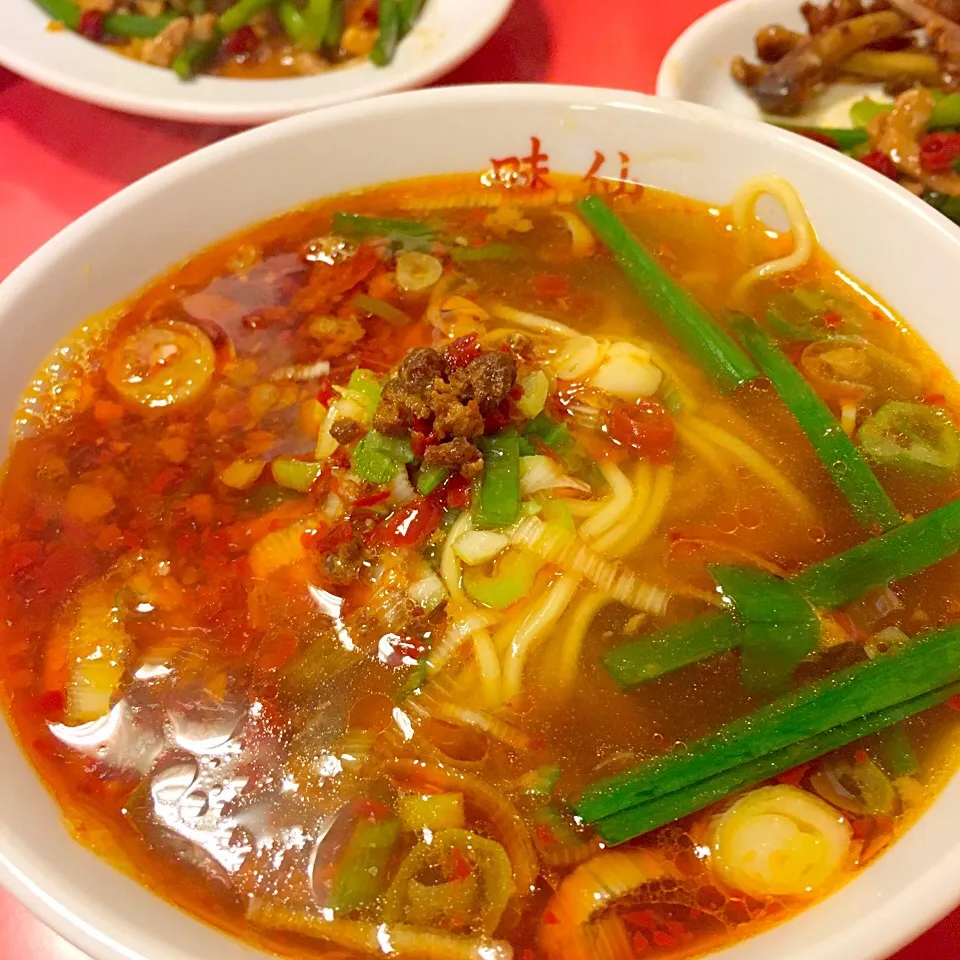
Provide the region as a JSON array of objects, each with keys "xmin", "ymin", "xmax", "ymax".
[{"xmin": 2, "ymin": 0, "xmax": 960, "ymax": 957}]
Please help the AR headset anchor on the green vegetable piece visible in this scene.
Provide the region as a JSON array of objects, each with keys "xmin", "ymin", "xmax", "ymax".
[
  {"xmin": 218, "ymin": 0, "xmax": 275, "ymax": 35},
  {"xmin": 771, "ymin": 123, "xmax": 869, "ymax": 152},
  {"xmin": 524, "ymin": 412, "xmax": 572, "ymax": 452},
  {"xmin": 605, "ymin": 498, "xmax": 960, "ymax": 687},
  {"xmin": 353, "ymin": 293, "xmax": 411, "ymax": 327},
  {"xmin": 171, "ymin": 37, "xmax": 219, "ymax": 80},
  {"xmin": 332, "ymin": 212, "xmax": 435, "ymax": 251},
  {"xmin": 416, "ymin": 465, "xmax": 449, "ymax": 496},
  {"xmin": 370, "ymin": 0, "xmax": 401, "ymax": 66},
  {"xmin": 328, "ymin": 815, "xmax": 401, "ymax": 915},
  {"xmin": 876, "ymin": 723, "xmax": 920, "ymax": 777},
  {"xmin": 850, "ymin": 97, "xmax": 891, "ymax": 128},
  {"xmin": 711, "ymin": 564, "xmax": 819, "ymax": 693},
  {"xmin": 473, "ymin": 433, "xmax": 521, "ymax": 529},
  {"xmin": 463, "ymin": 549, "xmax": 540, "ymax": 609},
  {"xmin": 578, "ymin": 620, "xmax": 960, "ymax": 823},
  {"xmin": 397, "ymin": 0, "xmax": 425, "ymax": 35},
  {"xmin": 733, "ymin": 314, "xmax": 901, "ymax": 532},
  {"xmin": 922, "ymin": 189, "xmax": 960, "ymax": 226},
  {"xmin": 792, "ymin": 497, "xmax": 960, "ymax": 608},
  {"xmin": 516, "ymin": 764, "xmax": 561, "ymax": 798},
  {"xmin": 603, "ymin": 613, "xmax": 745, "ymax": 687},
  {"xmin": 347, "ymin": 367, "xmax": 383, "ymax": 412},
  {"xmin": 384, "ymin": 829, "xmax": 514, "ymax": 936},
  {"xmin": 277, "ymin": 0, "xmax": 322, "ymax": 51},
  {"xmin": 34, "ymin": 0, "xmax": 81, "ymax": 29},
  {"xmin": 34, "ymin": 0, "xmax": 179, "ymax": 36},
  {"xmin": 324, "ymin": 0, "xmax": 344, "ymax": 50},
  {"xmin": 577, "ymin": 195, "xmax": 759, "ymax": 393},
  {"xmin": 592, "ymin": 680, "xmax": 960, "ymax": 844},
  {"xmin": 859, "ymin": 400, "xmax": 960, "ymax": 482},
  {"xmin": 352, "ymin": 431, "xmax": 413, "ymax": 484},
  {"xmin": 931, "ymin": 92, "xmax": 960, "ymax": 129},
  {"xmin": 449, "ymin": 244, "xmax": 517, "ymax": 263},
  {"xmin": 271, "ymin": 458, "xmax": 324, "ymax": 493}
]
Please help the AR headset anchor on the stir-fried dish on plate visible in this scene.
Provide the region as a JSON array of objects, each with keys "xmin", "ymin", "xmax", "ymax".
[
  {"xmin": 4, "ymin": 169, "xmax": 960, "ymax": 960},
  {"xmin": 33, "ymin": 0, "xmax": 425, "ymax": 79},
  {"xmin": 733, "ymin": 0, "xmax": 960, "ymax": 222}
]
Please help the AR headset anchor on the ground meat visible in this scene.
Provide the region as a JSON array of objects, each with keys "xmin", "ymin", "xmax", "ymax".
[
  {"xmin": 428, "ymin": 380, "xmax": 484, "ymax": 440},
  {"xmin": 398, "ymin": 348, "xmax": 444, "ymax": 392},
  {"xmin": 321, "ymin": 542, "xmax": 363, "ymax": 583},
  {"xmin": 465, "ymin": 353, "xmax": 517, "ymax": 414},
  {"xmin": 424, "ymin": 438, "xmax": 484, "ymax": 477},
  {"xmin": 373, "ymin": 378, "xmax": 432, "ymax": 437},
  {"xmin": 330, "ymin": 418, "xmax": 362, "ymax": 444}
]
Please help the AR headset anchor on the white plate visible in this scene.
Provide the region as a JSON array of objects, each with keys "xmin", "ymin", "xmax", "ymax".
[
  {"xmin": 656, "ymin": 0, "xmax": 889, "ymax": 127},
  {"xmin": 0, "ymin": 0, "xmax": 513, "ymax": 124}
]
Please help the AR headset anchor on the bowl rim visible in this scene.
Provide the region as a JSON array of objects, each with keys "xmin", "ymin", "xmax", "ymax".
[
  {"xmin": 0, "ymin": 0, "xmax": 514, "ymax": 124},
  {"xmin": 3, "ymin": 82, "xmax": 960, "ymax": 960}
]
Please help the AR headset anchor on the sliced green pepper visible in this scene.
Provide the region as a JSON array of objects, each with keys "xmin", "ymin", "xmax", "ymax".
[
  {"xmin": 473, "ymin": 432, "xmax": 521, "ymax": 529},
  {"xmin": 352, "ymin": 430, "xmax": 414, "ymax": 484},
  {"xmin": 463, "ymin": 549, "xmax": 540, "ymax": 609},
  {"xmin": 859, "ymin": 401, "xmax": 960, "ymax": 482},
  {"xmin": 328, "ymin": 814, "xmax": 401, "ymax": 914},
  {"xmin": 416, "ymin": 465, "xmax": 449, "ymax": 496},
  {"xmin": 332, "ymin": 212, "xmax": 435, "ymax": 251}
]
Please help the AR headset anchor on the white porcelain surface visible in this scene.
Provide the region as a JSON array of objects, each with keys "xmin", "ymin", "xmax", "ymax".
[
  {"xmin": 0, "ymin": 0, "xmax": 512, "ymax": 124},
  {"xmin": 2, "ymin": 83, "xmax": 960, "ymax": 960},
  {"xmin": 655, "ymin": 0, "xmax": 887, "ymax": 127}
]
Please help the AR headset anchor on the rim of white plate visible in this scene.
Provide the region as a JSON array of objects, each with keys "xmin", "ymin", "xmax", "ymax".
[{"xmin": 0, "ymin": 0, "xmax": 513, "ymax": 124}]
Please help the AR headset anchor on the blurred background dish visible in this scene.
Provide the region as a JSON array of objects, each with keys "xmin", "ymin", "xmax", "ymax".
[{"xmin": 0, "ymin": 0, "xmax": 513, "ymax": 124}]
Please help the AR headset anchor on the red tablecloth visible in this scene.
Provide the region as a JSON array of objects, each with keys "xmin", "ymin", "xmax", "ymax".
[{"xmin": 2, "ymin": 0, "xmax": 960, "ymax": 956}]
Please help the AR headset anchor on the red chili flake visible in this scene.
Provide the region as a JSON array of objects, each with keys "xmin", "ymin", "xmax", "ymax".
[
  {"xmin": 542, "ymin": 910, "xmax": 560, "ymax": 926},
  {"xmin": 948, "ymin": 694, "xmax": 960, "ymax": 712},
  {"xmin": 854, "ymin": 749, "xmax": 870, "ymax": 764},
  {"xmin": 776, "ymin": 762, "xmax": 810, "ymax": 787},
  {"xmin": 665, "ymin": 920, "xmax": 688, "ymax": 942},
  {"xmin": 123, "ymin": 530, "xmax": 143, "ymax": 550},
  {"xmin": 920, "ymin": 132, "xmax": 960, "ymax": 174},
  {"xmin": 434, "ymin": 473, "xmax": 471, "ymax": 509},
  {"xmin": 0, "ymin": 540, "xmax": 42, "ymax": 577},
  {"xmin": 531, "ymin": 273, "xmax": 570, "ymax": 299},
  {"xmin": 316, "ymin": 377, "xmax": 337, "ymax": 407},
  {"xmin": 923, "ymin": 393, "xmax": 947, "ymax": 406},
  {"xmin": 521, "ymin": 951, "xmax": 535, "ymax": 960},
  {"xmin": 354, "ymin": 489, "xmax": 390, "ymax": 507},
  {"xmin": 534, "ymin": 825, "xmax": 557, "ymax": 847},
  {"xmin": 484, "ymin": 406, "xmax": 510, "ymax": 434},
  {"xmin": 258, "ymin": 632, "xmax": 298, "ymax": 672},
  {"xmin": 444, "ymin": 334, "xmax": 482, "ymax": 369},
  {"xmin": 411, "ymin": 431, "xmax": 428, "ymax": 458},
  {"xmin": 851, "ymin": 818, "xmax": 872, "ymax": 840},
  {"xmin": 632, "ymin": 932, "xmax": 651, "ymax": 953},
  {"xmin": 822, "ymin": 310, "xmax": 843, "ymax": 331},
  {"xmin": 146, "ymin": 467, "xmax": 179, "ymax": 496},
  {"xmin": 509, "ymin": 383, "xmax": 523, "ymax": 400},
  {"xmin": 78, "ymin": 9, "xmax": 104, "ymax": 41},
  {"xmin": 31, "ymin": 690, "xmax": 65, "ymax": 717},
  {"xmin": 319, "ymin": 521, "xmax": 355, "ymax": 551},
  {"xmin": 791, "ymin": 128, "xmax": 839, "ymax": 149},
  {"xmin": 449, "ymin": 846, "xmax": 473, "ymax": 881},
  {"xmin": 624, "ymin": 910, "xmax": 657, "ymax": 929},
  {"xmin": 859, "ymin": 150, "xmax": 899, "ymax": 180},
  {"xmin": 354, "ymin": 797, "xmax": 393, "ymax": 822},
  {"xmin": 223, "ymin": 25, "xmax": 258, "ymax": 57},
  {"xmin": 652, "ymin": 930, "xmax": 677, "ymax": 949}
]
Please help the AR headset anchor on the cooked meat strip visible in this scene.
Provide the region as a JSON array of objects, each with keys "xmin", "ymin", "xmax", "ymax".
[
  {"xmin": 465, "ymin": 353, "xmax": 517, "ymax": 414},
  {"xmin": 744, "ymin": 10, "xmax": 910, "ymax": 115},
  {"xmin": 330, "ymin": 418, "xmax": 363, "ymax": 444},
  {"xmin": 870, "ymin": 87, "xmax": 960, "ymax": 193},
  {"xmin": 756, "ymin": 25, "xmax": 806, "ymax": 62},
  {"xmin": 141, "ymin": 17, "xmax": 191, "ymax": 68}
]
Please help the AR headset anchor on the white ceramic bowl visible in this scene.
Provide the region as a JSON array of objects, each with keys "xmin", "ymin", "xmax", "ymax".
[
  {"xmin": 656, "ymin": 0, "xmax": 887, "ymax": 127},
  {"xmin": 2, "ymin": 84, "xmax": 960, "ymax": 960},
  {"xmin": 0, "ymin": 0, "xmax": 512, "ymax": 124}
]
